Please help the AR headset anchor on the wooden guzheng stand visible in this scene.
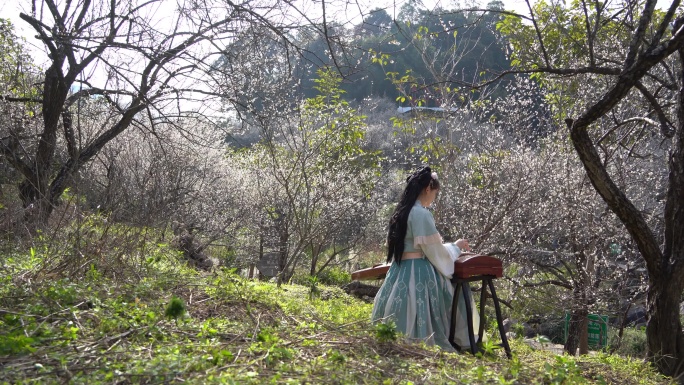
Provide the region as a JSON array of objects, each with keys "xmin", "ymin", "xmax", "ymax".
[
  {"xmin": 351, "ymin": 253, "xmax": 511, "ymax": 358},
  {"xmin": 451, "ymin": 253, "xmax": 511, "ymax": 358}
]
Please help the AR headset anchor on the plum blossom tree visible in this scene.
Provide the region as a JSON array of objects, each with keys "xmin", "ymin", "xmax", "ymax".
[
  {"xmin": 495, "ymin": 0, "xmax": 684, "ymax": 376},
  {"xmin": 224, "ymin": 69, "xmax": 386, "ymax": 284},
  {"xmin": 0, "ymin": 0, "xmax": 349, "ymax": 228}
]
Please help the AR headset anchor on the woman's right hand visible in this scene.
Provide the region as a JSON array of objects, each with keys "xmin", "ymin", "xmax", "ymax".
[{"xmin": 455, "ymin": 239, "xmax": 472, "ymax": 252}]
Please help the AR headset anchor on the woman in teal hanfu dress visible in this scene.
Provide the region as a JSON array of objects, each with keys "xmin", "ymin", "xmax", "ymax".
[{"xmin": 371, "ymin": 166, "xmax": 482, "ymax": 351}]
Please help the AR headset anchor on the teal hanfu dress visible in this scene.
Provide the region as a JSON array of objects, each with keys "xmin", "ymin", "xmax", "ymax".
[{"xmin": 371, "ymin": 202, "xmax": 482, "ymax": 351}]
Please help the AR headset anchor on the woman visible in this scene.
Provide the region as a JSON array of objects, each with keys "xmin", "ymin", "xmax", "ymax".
[{"xmin": 371, "ymin": 166, "xmax": 479, "ymax": 351}]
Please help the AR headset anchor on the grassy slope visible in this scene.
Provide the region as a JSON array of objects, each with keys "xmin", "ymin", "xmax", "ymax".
[{"xmin": 0, "ymin": 250, "xmax": 673, "ymax": 385}]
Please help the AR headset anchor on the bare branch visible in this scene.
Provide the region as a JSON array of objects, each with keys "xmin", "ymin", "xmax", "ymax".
[
  {"xmin": 634, "ymin": 81, "xmax": 675, "ymax": 137},
  {"xmin": 648, "ymin": 0, "xmax": 682, "ymax": 52},
  {"xmin": 19, "ymin": 12, "xmax": 58, "ymax": 59},
  {"xmin": 580, "ymin": 0, "xmax": 595, "ymax": 67},
  {"xmin": 567, "ymin": 118, "xmax": 664, "ymax": 280},
  {"xmin": 525, "ymin": 0, "xmax": 551, "ymax": 67},
  {"xmin": 573, "ymin": 20, "xmax": 684, "ymax": 130},
  {"xmin": 0, "ymin": 95, "xmax": 42, "ymax": 103},
  {"xmin": 624, "ymin": 0, "xmax": 658, "ymax": 69},
  {"xmin": 522, "ymin": 280, "xmax": 573, "ymax": 290},
  {"xmin": 64, "ymin": 88, "xmax": 135, "ymax": 109},
  {"xmin": 0, "ymin": 137, "xmax": 34, "ymax": 180}
]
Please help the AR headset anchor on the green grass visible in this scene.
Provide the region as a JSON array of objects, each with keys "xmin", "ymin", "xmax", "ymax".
[{"xmin": 0, "ymin": 247, "xmax": 674, "ymax": 384}]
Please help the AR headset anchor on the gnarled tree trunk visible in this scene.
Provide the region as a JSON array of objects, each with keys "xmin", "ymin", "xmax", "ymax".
[
  {"xmin": 566, "ymin": 89, "xmax": 684, "ymax": 377},
  {"xmin": 564, "ymin": 290, "xmax": 588, "ymax": 355},
  {"xmin": 645, "ymin": 42, "xmax": 684, "ymax": 379},
  {"xmin": 646, "ymin": 276, "xmax": 684, "ymax": 378}
]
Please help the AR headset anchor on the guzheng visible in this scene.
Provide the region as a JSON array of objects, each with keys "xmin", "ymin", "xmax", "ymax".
[
  {"xmin": 351, "ymin": 263, "xmax": 391, "ymax": 281},
  {"xmin": 351, "ymin": 254, "xmax": 502, "ymax": 281},
  {"xmin": 453, "ymin": 253, "xmax": 503, "ymax": 278}
]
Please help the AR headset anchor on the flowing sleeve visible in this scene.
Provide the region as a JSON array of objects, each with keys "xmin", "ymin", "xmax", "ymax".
[{"xmin": 410, "ymin": 208, "xmax": 462, "ymax": 279}]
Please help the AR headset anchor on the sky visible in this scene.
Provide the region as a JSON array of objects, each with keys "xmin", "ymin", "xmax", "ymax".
[
  {"xmin": 0, "ymin": 0, "xmax": 532, "ymax": 64},
  {"xmin": 0, "ymin": 0, "xmax": 672, "ymax": 69},
  {"xmin": 0, "ymin": 0, "xmax": 534, "ymax": 118}
]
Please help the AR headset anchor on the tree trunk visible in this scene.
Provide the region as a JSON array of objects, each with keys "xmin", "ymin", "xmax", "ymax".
[
  {"xmin": 646, "ymin": 277, "xmax": 684, "ymax": 378},
  {"xmin": 610, "ymin": 304, "xmax": 632, "ymax": 354},
  {"xmin": 15, "ymin": 63, "xmax": 67, "ymax": 225},
  {"xmin": 310, "ymin": 243, "xmax": 320, "ymax": 276},
  {"xmin": 566, "ymin": 115, "xmax": 684, "ymax": 377},
  {"xmin": 566, "ymin": 252, "xmax": 591, "ymax": 355},
  {"xmin": 276, "ymin": 215, "xmax": 289, "ymax": 285},
  {"xmin": 12, "ymin": 20, "xmax": 147, "ymax": 227},
  {"xmin": 563, "ymin": 283, "xmax": 589, "ymax": 356},
  {"xmin": 578, "ymin": 316, "xmax": 589, "ymax": 355},
  {"xmin": 647, "ymin": 43, "xmax": 684, "ymax": 380}
]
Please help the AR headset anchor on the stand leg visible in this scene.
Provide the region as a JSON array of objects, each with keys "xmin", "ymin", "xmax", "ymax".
[
  {"xmin": 478, "ymin": 280, "xmax": 487, "ymax": 343},
  {"xmin": 487, "ymin": 279, "xmax": 512, "ymax": 359},
  {"xmin": 449, "ymin": 281, "xmax": 462, "ymax": 350},
  {"xmin": 462, "ymin": 282, "xmax": 478, "ymax": 355}
]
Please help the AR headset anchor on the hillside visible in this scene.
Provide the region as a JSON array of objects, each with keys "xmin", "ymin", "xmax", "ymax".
[{"xmin": 0, "ymin": 248, "xmax": 672, "ymax": 384}]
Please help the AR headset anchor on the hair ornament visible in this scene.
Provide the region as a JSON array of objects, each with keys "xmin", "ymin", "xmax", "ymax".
[{"xmin": 406, "ymin": 166, "xmax": 432, "ymax": 184}]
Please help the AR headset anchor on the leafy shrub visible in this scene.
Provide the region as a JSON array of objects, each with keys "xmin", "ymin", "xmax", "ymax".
[
  {"xmin": 0, "ymin": 314, "xmax": 38, "ymax": 355},
  {"xmin": 317, "ymin": 266, "xmax": 351, "ymax": 286},
  {"xmin": 289, "ymin": 266, "xmax": 351, "ymax": 287},
  {"xmin": 374, "ymin": 320, "xmax": 398, "ymax": 343},
  {"xmin": 609, "ymin": 326, "xmax": 647, "ymax": 358},
  {"xmin": 288, "ymin": 269, "xmax": 311, "ymax": 286},
  {"xmin": 306, "ymin": 275, "xmax": 321, "ymax": 300},
  {"xmin": 165, "ymin": 295, "xmax": 187, "ymax": 323},
  {"xmin": 537, "ymin": 315, "xmax": 566, "ymax": 344},
  {"xmin": 543, "ymin": 355, "xmax": 584, "ymax": 385}
]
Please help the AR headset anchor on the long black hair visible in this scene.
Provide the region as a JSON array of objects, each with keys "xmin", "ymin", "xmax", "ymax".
[{"xmin": 387, "ymin": 166, "xmax": 440, "ymax": 264}]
